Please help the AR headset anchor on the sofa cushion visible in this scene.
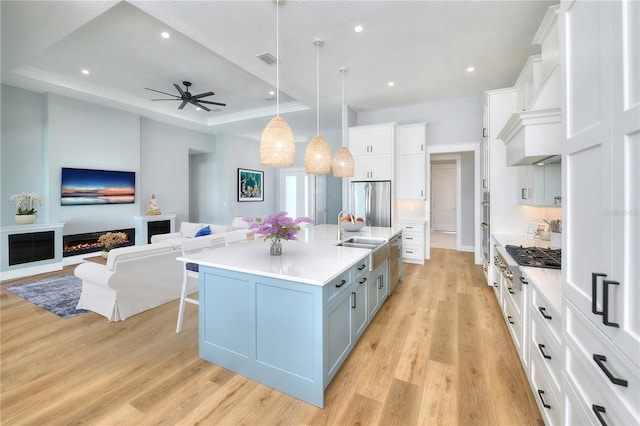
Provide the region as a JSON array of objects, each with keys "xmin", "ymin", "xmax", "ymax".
[
  {"xmin": 180, "ymin": 222, "xmax": 204, "ymax": 238},
  {"xmin": 194, "ymin": 225, "xmax": 211, "ymax": 237},
  {"xmin": 106, "ymin": 243, "xmax": 175, "ymax": 270},
  {"xmin": 209, "ymin": 224, "xmax": 232, "ymax": 234}
]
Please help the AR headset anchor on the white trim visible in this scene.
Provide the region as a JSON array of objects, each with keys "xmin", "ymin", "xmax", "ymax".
[{"xmin": 426, "ymin": 142, "xmax": 482, "ymax": 264}]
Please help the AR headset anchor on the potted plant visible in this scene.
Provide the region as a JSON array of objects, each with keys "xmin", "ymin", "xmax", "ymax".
[
  {"xmin": 9, "ymin": 192, "xmax": 41, "ymax": 224},
  {"xmin": 98, "ymin": 232, "xmax": 128, "ymax": 258}
]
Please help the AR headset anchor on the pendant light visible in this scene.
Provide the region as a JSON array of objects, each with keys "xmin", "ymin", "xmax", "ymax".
[
  {"xmin": 332, "ymin": 67, "xmax": 354, "ymax": 177},
  {"xmin": 304, "ymin": 39, "xmax": 332, "ymax": 174},
  {"xmin": 260, "ymin": 0, "xmax": 295, "ymax": 167}
]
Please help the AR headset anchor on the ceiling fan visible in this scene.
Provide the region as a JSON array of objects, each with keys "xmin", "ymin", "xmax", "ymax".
[{"xmin": 145, "ymin": 81, "xmax": 226, "ymax": 112}]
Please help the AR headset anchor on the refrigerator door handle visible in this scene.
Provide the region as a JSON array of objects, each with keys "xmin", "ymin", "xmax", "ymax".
[{"xmin": 365, "ymin": 183, "xmax": 371, "ymax": 224}]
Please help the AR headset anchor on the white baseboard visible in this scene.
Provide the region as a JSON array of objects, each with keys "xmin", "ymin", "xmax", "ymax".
[{"xmin": 458, "ymin": 244, "xmax": 474, "ymax": 253}]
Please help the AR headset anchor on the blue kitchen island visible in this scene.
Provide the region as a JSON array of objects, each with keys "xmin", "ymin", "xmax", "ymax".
[{"xmin": 178, "ymin": 224, "xmax": 402, "ymax": 408}]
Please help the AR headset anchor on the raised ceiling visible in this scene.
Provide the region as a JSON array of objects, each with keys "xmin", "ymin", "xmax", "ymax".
[{"xmin": 1, "ymin": 0, "xmax": 557, "ymax": 142}]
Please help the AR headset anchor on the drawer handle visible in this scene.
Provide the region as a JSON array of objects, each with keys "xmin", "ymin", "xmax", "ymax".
[
  {"xmin": 538, "ymin": 306, "xmax": 552, "ymax": 320},
  {"xmin": 493, "ymin": 282, "xmax": 498, "ymax": 288},
  {"xmin": 592, "ymin": 404, "xmax": 608, "ymax": 426},
  {"xmin": 508, "ymin": 287, "xmax": 515, "ymax": 295},
  {"xmin": 406, "ymin": 250, "xmax": 414, "ymax": 254},
  {"xmin": 507, "ymin": 315, "xmax": 514, "ymax": 325},
  {"xmin": 602, "ymin": 280, "xmax": 620, "ymax": 328},
  {"xmin": 406, "ymin": 237, "xmax": 414, "ymax": 240},
  {"xmin": 538, "ymin": 343, "xmax": 551, "ymax": 360},
  {"xmin": 537, "ymin": 389, "xmax": 551, "ymax": 409},
  {"xmin": 336, "ymin": 279, "xmax": 347, "ymax": 288},
  {"xmin": 359, "ymin": 277, "xmax": 367, "ymax": 284},
  {"xmin": 591, "ymin": 272, "xmax": 607, "ymax": 315},
  {"xmin": 351, "ymin": 292, "xmax": 356, "ymax": 309},
  {"xmin": 593, "ymin": 354, "xmax": 628, "ymax": 387},
  {"xmin": 358, "ymin": 264, "xmax": 366, "ymax": 271},
  {"xmin": 519, "ymin": 276, "xmax": 528, "ymax": 285}
]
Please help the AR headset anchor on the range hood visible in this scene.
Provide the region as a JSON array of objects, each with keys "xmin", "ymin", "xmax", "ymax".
[{"xmin": 497, "ymin": 107, "xmax": 562, "ymax": 166}]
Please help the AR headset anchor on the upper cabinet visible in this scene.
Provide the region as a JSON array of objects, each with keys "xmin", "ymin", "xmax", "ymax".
[
  {"xmin": 517, "ymin": 163, "xmax": 561, "ymax": 207},
  {"xmin": 348, "ymin": 123, "xmax": 396, "ymax": 181},
  {"xmin": 499, "ymin": 5, "xmax": 562, "ymax": 166},
  {"xmin": 396, "ymin": 123, "xmax": 426, "ymax": 200}
]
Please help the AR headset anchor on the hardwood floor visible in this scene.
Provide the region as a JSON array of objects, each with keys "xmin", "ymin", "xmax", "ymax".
[{"xmin": 1, "ymin": 249, "xmax": 543, "ymax": 425}]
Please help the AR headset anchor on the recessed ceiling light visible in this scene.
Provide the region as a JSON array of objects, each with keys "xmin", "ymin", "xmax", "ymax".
[
  {"xmin": 466, "ymin": 66, "xmax": 475, "ymax": 72},
  {"xmin": 354, "ymin": 25, "xmax": 364, "ymax": 33},
  {"xmin": 81, "ymin": 69, "xmax": 90, "ymax": 75},
  {"xmin": 161, "ymin": 31, "xmax": 170, "ymax": 39},
  {"xmin": 388, "ymin": 81, "xmax": 395, "ymax": 87},
  {"xmin": 196, "ymin": 107, "xmax": 202, "ymax": 111},
  {"xmin": 269, "ymin": 90, "xmax": 275, "ymax": 96}
]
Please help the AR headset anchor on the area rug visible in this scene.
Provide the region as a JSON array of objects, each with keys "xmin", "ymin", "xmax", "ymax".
[{"xmin": 5, "ymin": 275, "xmax": 87, "ymax": 319}]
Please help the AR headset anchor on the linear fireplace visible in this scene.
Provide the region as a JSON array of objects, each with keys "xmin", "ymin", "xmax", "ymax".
[{"xmin": 63, "ymin": 228, "xmax": 135, "ymax": 257}]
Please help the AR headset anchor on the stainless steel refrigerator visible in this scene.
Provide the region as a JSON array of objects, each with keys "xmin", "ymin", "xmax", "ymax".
[{"xmin": 349, "ymin": 181, "xmax": 392, "ymax": 227}]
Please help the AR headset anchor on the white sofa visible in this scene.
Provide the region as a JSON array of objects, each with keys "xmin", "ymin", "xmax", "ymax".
[{"xmin": 74, "ymin": 222, "xmax": 249, "ymax": 321}]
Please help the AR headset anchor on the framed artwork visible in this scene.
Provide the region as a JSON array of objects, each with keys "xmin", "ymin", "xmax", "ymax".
[
  {"xmin": 525, "ymin": 222, "xmax": 549, "ymax": 237},
  {"xmin": 61, "ymin": 167, "xmax": 135, "ymax": 205},
  {"xmin": 238, "ymin": 168, "xmax": 264, "ymax": 202}
]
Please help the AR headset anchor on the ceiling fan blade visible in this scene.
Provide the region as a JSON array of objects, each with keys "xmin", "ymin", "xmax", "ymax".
[
  {"xmin": 198, "ymin": 100, "xmax": 227, "ymax": 107},
  {"xmin": 151, "ymin": 98, "xmax": 181, "ymax": 101},
  {"xmin": 191, "ymin": 101, "xmax": 211, "ymax": 112},
  {"xmin": 192, "ymin": 91, "xmax": 215, "ymax": 99},
  {"xmin": 174, "ymin": 84, "xmax": 186, "ymax": 98},
  {"xmin": 145, "ymin": 88, "xmax": 180, "ymax": 98},
  {"xmin": 178, "ymin": 100, "xmax": 188, "ymax": 109}
]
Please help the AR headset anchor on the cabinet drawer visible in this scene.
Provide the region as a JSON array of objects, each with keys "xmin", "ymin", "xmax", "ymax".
[
  {"xmin": 352, "ymin": 257, "xmax": 369, "ymax": 281},
  {"xmin": 402, "ymin": 230, "xmax": 423, "ymax": 243},
  {"xmin": 562, "ymin": 372, "xmax": 598, "ymax": 426},
  {"xmin": 530, "ymin": 353, "xmax": 563, "ymax": 426},
  {"xmin": 564, "ymin": 301, "xmax": 640, "ymax": 419},
  {"xmin": 324, "ymin": 269, "xmax": 351, "ymax": 306},
  {"xmin": 402, "ymin": 246, "xmax": 423, "ymax": 260},
  {"xmin": 531, "ymin": 310, "xmax": 562, "ymax": 394},
  {"xmin": 503, "ymin": 292, "xmax": 523, "ymax": 358},
  {"xmin": 531, "ymin": 286, "xmax": 561, "ymax": 345},
  {"xmin": 503, "ymin": 279, "xmax": 522, "ymax": 318}
]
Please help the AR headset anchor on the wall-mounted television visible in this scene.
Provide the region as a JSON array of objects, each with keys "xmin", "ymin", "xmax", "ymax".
[{"xmin": 61, "ymin": 167, "xmax": 135, "ymax": 205}]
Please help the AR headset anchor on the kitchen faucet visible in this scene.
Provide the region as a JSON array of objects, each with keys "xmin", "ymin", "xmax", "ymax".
[{"xmin": 337, "ymin": 210, "xmax": 355, "ymax": 240}]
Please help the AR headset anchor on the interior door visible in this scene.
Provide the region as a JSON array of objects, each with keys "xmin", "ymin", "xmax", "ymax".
[
  {"xmin": 431, "ymin": 162, "xmax": 457, "ymax": 232},
  {"xmin": 279, "ymin": 168, "xmax": 316, "ymax": 221}
]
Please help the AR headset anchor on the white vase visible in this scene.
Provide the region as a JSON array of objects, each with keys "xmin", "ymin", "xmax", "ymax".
[
  {"xmin": 550, "ymin": 232, "xmax": 561, "ymax": 249},
  {"xmin": 15, "ymin": 214, "xmax": 37, "ymax": 224},
  {"xmin": 101, "ymin": 251, "xmax": 110, "ymax": 259}
]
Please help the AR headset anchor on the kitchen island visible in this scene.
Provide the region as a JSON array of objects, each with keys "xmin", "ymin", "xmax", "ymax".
[{"xmin": 178, "ymin": 224, "xmax": 402, "ymax": 408}]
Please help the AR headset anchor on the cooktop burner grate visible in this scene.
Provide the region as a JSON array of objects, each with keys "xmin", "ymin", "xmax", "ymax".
[{"xmin": 505, "ymin": 245, "xmax": 561, "ymax": 269}]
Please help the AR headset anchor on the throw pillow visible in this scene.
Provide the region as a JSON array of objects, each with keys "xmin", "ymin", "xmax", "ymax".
[{"xmin": 194, "ymin": 225, "xmax": 211, "ymax": 238}]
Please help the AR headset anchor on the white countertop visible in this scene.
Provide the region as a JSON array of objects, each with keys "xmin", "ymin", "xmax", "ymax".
[{"xmin": 178, "ymin": 224, "xmax": 403, "ymax": 286}]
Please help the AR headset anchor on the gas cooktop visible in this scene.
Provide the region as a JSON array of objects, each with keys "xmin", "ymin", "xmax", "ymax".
[{"xmin": 505, "ymin": 245, "xmax": 561, "ymax": 269}]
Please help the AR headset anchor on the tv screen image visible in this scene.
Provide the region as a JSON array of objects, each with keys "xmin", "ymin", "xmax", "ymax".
[{"xmin": 61, "ymin": 167, "xmax": 135, "ymax": 205}]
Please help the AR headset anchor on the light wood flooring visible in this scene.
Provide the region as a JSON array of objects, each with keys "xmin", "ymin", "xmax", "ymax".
[{"xmin": 1, "ymin": 249, "xmax": 543, "ymax": 425}]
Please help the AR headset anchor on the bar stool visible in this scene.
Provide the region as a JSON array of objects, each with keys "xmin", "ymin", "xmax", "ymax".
[{"xmin": 176, "ymin": 236, "xmax": 225, "ymax": 333}]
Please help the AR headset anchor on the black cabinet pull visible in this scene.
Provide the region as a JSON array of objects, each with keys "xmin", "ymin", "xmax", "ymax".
[
  {"xmin": 592, "ymin": 404, "xmax": 608, "ymax": 426},
  {"xmin": 602, "ymin": 280, "xmax": 620, "ymax": 328},
  {"xmin": 507, "ymin": 315, "xmax": 514, "ymax": 325},
  {"xmin": 351, "ymin": 292, "xmax": 356, "ymax": 309},
  {"xmin": 493, "ymin": 282, "xmax": 498, "ymax": 288},
  {"xmin": 519, "ymin": 276, "xmax": 528, "ymax": 285},
  {"xmin": 592, "ymin": 272, "xmax": 607, "ymax": 315},
  {"xmin": 537, "ymin": 389, "xmax": 551, "ymax": 409},
  {"xmin": 358, "ymin": 264, "xmax": 366, "ymax": 271},
  {"xmin": 359, "ymin": 277, "xmax": 367, "ymax": 284},
  {"xmin": 593, "ymin": 354, "xmax": 628, "ymax": 387},
  {"xmin": 538, "ymin": 343, "xmax": 551, "ymax": 360},
  {"xmin": 508, "ymin": 287, "xmax": 515, "ymax": 295},
  {"xmin": 538, "ymin": 306, "xmax": 552, "ymax": 320},
  {"xmin": 336, "ymin": 279, "xmax": 346, "ymax": 288}
]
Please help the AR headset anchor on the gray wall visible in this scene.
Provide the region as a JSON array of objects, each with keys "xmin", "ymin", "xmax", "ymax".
[{"xmin": 460, "ymin": 151, "xmax": 475, "ymax": 248}]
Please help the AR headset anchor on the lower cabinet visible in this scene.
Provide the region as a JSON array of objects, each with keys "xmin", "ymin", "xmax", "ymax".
[
  {"xmin": 325, "ymin": 287, "xmax": 354, "ymax": 382},
  {"xmin": 394, "ymin": 221, "xmax": 425, "ymax": 264},
  {"xmin": 351, "ymin": 274, "xmax": 368, "ymax": 340}
]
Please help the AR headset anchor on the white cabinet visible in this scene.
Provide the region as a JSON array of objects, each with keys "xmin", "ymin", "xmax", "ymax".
[
  {"xmin": 396, "ymin": 123, "xmax": 426, "ymax": 200},
  {"xmin": 517, "ymin": 163, "xmax": 561, "ymax": 207},
  {"xmin": 561, "ymin": 0, "xmax": 640, "ymax": 423},
  {"xmin": 514, "ymin": 55, "xmax": 542, "ymax": 112},
  {"xmin": 348, "ymin": 123, "xmax": 395, "ymax": 181},
  {"xmin": 394, "ymin": 221, "xmax": 425, "ymax": 265}
]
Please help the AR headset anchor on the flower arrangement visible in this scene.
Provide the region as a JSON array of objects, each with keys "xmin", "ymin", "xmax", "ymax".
[
  {"xmin": 244, "ymin": 212, "xmax": 313, "ymax": 255},
  {"xmin": 9, "ymin": 192, "xmax": 41, "ymax": 215},
  {"xmin": 98, "ymin": 232, "xmax": 128, "ymax": 251}
]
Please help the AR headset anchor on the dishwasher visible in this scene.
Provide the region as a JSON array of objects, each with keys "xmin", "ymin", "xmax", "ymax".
[{"xmin": 388, "ymin": 234, "xmax": 402, "ymax": 293}]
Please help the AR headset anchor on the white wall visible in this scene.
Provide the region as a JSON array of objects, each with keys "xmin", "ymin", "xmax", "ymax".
[
  {"xmin": 1, "ymin": 85, "xmax": 46, "ymax": 225},
  {"xmin": 460, "ymin": 151, "xmax": 475, "ymax": 247}
]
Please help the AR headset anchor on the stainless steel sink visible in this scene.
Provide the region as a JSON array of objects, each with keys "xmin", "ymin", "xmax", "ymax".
[{"xmin": 335, "ymin": 237, "xmax": 389, "ymax": 271}]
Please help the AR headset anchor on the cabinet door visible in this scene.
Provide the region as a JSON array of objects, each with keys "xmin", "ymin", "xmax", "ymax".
[
  {"xmin": 351, "ymin": 275, "xmax": 368, "ymax": 339},
  {"xmin": 353, "ymin": 155, "xmax": 392, "ymax": 181},
  {"xmin": 369, "ymin": 125, "xmax": 393, "ymax": 155},
  {"xmin": 563, "ymin": 0, "xmax": 639, "ymax": 363},
  {"xmin": 397, "ymin": 125, "xmax": 425, "ymax": 155},
  {"xmin": 347, "ymin": 127, "xmax": 370, "ymax": 157},
  {"xmin": 367, "ymin": 271, "xmax": 379, "ymax": 318},
  {"xmin": 396, "ymin": 154, "xmax": 425, "ymax": 199},
  {"xmin": 325, "ymin": 287, "xmax": 353, "ymax": 380}
]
